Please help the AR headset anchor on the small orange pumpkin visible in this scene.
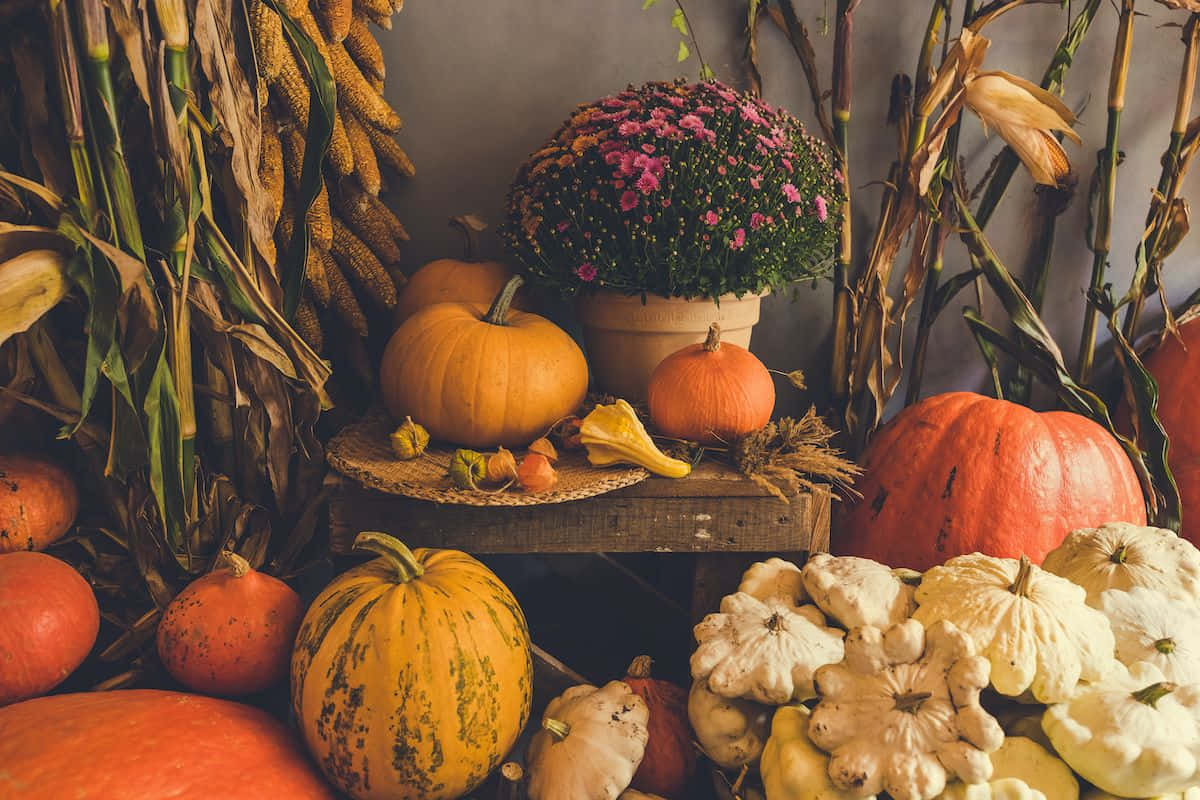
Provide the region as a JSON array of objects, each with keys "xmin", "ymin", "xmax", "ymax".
[
  {"xmin": 393, "ymin": 215, "xmax": 526, "ymax": 327},
  {"xmin": 647, "ymin": 323, "xmax": 775, "ymax": 445},
  {"xmin": 380, "ymin": 276, "xmax": 589, "ymax": 448},
  {"xmin": 0, "ymin": 454, "xmax": 78, "ymax": 553},
  {"xmin": 623, "ymin": 656, "xmax": 695, "ymax": 798},
  {"xmin": 156, "ymin": 551, "xmax": 303, "ymax": 696}
]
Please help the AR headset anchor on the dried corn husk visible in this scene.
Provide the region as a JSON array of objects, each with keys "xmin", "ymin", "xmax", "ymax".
[
  {"xmin": 0, "ymin": 249, "xmax": 70, "ymax": 347},
  {"xmin": 331, "ymin": 216, "xmax": 397, "ymax": 308}
]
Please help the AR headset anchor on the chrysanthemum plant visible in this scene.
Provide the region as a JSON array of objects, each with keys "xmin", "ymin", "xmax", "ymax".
[{"xmin": 502, "ymin": 80, "xmax": 844, "ymax": 300}]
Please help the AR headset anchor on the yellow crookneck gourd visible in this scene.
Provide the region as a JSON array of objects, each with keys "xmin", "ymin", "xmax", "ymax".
[{"xmin": 580, "ymin": 400, "xmax": 691, "ymax": 479}]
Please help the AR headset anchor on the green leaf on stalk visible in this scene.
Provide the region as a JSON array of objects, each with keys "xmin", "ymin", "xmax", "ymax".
[
  {"xmin": 671, "ymin": 7, "xmax": 688, "ymax": 35},
  {"xmin": 642, "ymin": 0, "xmax": 659, "ymax": 8},
  {"xmin": 677, "ymin": 40, "xmax": 690, "ymax": 62},
  {"xmin": 961, "ymin": 308, "xmax": 1005, "ymax": 399},
  {"xmin": 931, "ymin": 268, "xmax": 982, "ymax": 317}
]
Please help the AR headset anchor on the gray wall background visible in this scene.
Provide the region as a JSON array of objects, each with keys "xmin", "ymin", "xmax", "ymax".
[{"xmin": 376, "ymin": 1, "xmax": 1199, "ymax": 415}]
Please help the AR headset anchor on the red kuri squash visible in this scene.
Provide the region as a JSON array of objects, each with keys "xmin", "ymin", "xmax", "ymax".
[
  {"xmin": 157, "ymin": 551, "xmax": 303, "ymax": 696},
  {"xmin": 0, "ymin": 454, "xmax": 78, "ymax": 553},
  {"xmin": 623, "ymin": 656, "xmax": 695, "ymax": 799},
  {"xmin": 0, "ymin": 550, "xmax": 98, "ymax": 705},
  {"xmin": 1134, "ymin": 316, "xmax": 1200, "ymax": 545},
  {"xmin": 648, "ymin": 323, "xmax": 775, "ymax": 445},
  {"xmin": 0, "ymin": 690, "xmax": 333, "ymax": 799},
  {"xmin": 836, "ymin": 392, "xmax": 1146, "ymax": 571}
]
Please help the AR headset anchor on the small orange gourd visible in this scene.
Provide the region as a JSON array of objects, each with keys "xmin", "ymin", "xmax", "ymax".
[
  {"xmin": 623, "ymin": 656, "xmax": 695, "ymax": 799},
  {"xmin": 156, "ymin": 551, "xmax": 303, "ymax": 696},
  {"xmin": 380, "ymin": 276, "xmax": 589, "ymax": 448},
  {"xmin": 647, "ymin": 323, "xmax": 775, "ymax": 445},
  {"xmin": 0, "ymin": 454, "xmax": 79, "ymax": 553}
]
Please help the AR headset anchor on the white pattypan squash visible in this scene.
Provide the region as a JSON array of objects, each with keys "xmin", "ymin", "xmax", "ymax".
[
  {"xmin": 740, "ymin": 557, "xmax": 808, "ymax": 607},
  {"xmin": 935, "ymin": 737, "xmax": 1078, "ymax": 800},
  {"xmin": 913, "ymin": 553, "xmax": 1117, "ymax": 703},
  {"xmin": 688, "ymin": 677, "xmax": 773, "ymax": 769},
  {"xmin": 807, "ymin": 618, "xmax": 1005, "ymax": 800},
  {"xmin": 801, "ymin": 553, "xmax": 917, "ymax": 630},
  {"xmin": 1042, "ymin": 661, "xmax": 1200, "ymax": 798},
  {"xmin": 526, "ymin": 681, "xmax": 649, "ymax": 800},
  {"xmin": 692, "ymin": 592, "xmax": 845, "ymax": 704},
  {"xmin": 936, "ymin": 779, "xmax": 1044, "ymax": 800},
  {"xmin": 761, "ymin": 704, "xmax": 870, "ymax": 800},
  {"xmin": 1099, "ymin": 587, "xmax": 1200, "ymax": 685},
  {"xmin": 1083, "ymin": 788, "xmax": 1200, "ymax": 800},
  {"xmin": 1042, "ymin": 522, "xmax": 1200, "ymax": 606}
]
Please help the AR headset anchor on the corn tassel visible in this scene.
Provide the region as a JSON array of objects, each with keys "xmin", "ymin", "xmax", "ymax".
[
  {"xmin": 329, "ymin": 41, "xmax": 403, "ymax": 131},
  {"xmin": 332, "ymin": 216, "xmax": 397, "ymax": 309},
  {"xmin": 342, "ymin": 110, "xmax": 381, "ymax": 195},
  {"xmin": 259, "ymin": 105, "xmax": 285, "ymax": 223},
  {"xmin": 294, "ymin": 295, "xmax": 325, "ymax": 352},
  {"xmin": 323, "ymin": 250, "xmax": 369, "ymax": 336},
  {"xmin": 250, "ymin": 0, "xmax": 284, "ymax": 80},
  {"xmin": 317, "ymin": 0, "xmax": 353, "ymax": 42},
  {"xmin": 365, "ymin": 123, "xmax": 415, "ymax": 177},
  {"xmin": 365, "ymin": 191, "xmax": 410, "ymax": 241},
  {"xmin": 345, "ymin": 15, "xmax": 384, "ymax": 81},
  {"xmin": 271, "ymin": 44, "xmax": 355, "ymax": 175},
  {"xmin": 336, "ymin": 188, "xmax": 400, "ymax": 263}
]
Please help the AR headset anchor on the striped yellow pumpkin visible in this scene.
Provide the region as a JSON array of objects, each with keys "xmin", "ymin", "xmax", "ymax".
[{"xmin": 291, "ymin": 533, "xmax": 533, "ymax": 799}]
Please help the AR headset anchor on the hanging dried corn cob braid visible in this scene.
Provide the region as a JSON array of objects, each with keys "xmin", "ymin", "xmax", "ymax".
[
  {"xmin": 331, "ymin": 217, "xmax": 397, "ymax": 309},
  {"xmin": 364, "ymin": 192, "xmax": 410, "ymax": 241},
  {"xmin": 328, "ymin": 40, "xmax": 403, "ymax": 131},
  {"xmin": 341, "ymin": 110, "xmax": 381, "ymax": 196},
  {"xmin": 317, "ymin": 0, "xmax": 352, "ymax": 42},
  {"xmin": 335, "ymin": 186, "xmax": 400, "ymax": 264},
  {"xmin": 270, "ymin": 39, "xmax": 354, "ymax": 176},
  {"xmin": 294, "ymin": 295, "xmax": 325, "ymax": 352},
  {"xmin": 250, "ymin": 0, "xmax": 285, "ymax": 81},
  {"xmin": 322, "ymin": 250, "xmax": 369, "ymax": 336},
  {"xmin": 364, "ymin": 122, "xmax": 414, "ymax": 177},
  {"xmin": 291, "ymin": 7, "xmax": 356, "ymax": 175},
  {"xmin": 344, "ymin": 15, "xmax": 384, "ymax": 81}
]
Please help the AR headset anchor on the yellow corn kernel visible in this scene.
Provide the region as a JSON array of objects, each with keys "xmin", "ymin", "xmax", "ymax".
[
  {"xmin": 329, "ymin": 41, "xmax": 403, "ymax": 132},
  {"xmin": 341, "ymin": 111, "xmax": 381, "ymax": 196},
  {"xmin": 294, "ymin": 295, "xmax": 325, "ymax": 353},
  {"xmin": 323, "ymin": 250, "xmax": 368, "ymax": 336},
  {"xmin": 317, "ymin": 0, "xmax": 352, "ymax": 42},
  {"xmin": 331, "ymin": 216, "xmax": 397, "ymax": 309},
  {"xmin": 250, "ymin": 0, "xmax": 284, "ymax": 80}
]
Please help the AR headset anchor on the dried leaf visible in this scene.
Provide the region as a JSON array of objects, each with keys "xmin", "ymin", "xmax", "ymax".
[
  {"xmin": 0, "ymin": 250, "xmax": 70, "ymax": 348},
  {"xmin": 103, "ymin": 0, "xmax": 152, "ymax": 104},
  {"xmin": 768, "ymin": 2, "xmax": 836, "ymax": 145},
  {"xmin": 10, "ymin": 36, "xmax": 74, "ymax": 199}
]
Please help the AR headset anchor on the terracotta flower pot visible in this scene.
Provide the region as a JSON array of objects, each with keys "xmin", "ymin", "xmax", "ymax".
[{"xmin": 576, "ymin": 290, "xmax": 766, "ymax": 400}]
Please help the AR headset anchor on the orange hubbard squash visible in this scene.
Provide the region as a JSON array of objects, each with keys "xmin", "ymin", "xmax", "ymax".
[
  {"xmin": 1131, "ymin": 316, "xmax": 1200, "ymax": 545},
  {"xmin": 0, "ymin": 454, "xmax": 78, "ymax": 553},
  {"xmin": 623, "ymin": 656, "xmax": 695, "ymax": 799},
  {"xmin": 836, "ymin": 392, "xmax": 1146, "ymax": 571},
  {"xmin": 380, "ymin": 276, "xmax": 588, "ymax": 448},
  {"xmin": 291, "ymin": 532, "xmax": 533, "ymax": 800},
  {"xmin": 394, "ymin": 215, "xmax": 525, "ymax": 327},
  {"xmin": 0, "ymin": 690, "xmax": 333, "ymax": 799},
  {"xmin": 0, "ymin": 551, "xmax": 98, "ymax": 705},
  {"xmin": 648, "ymin": 323, "xmax": 774, "ymax": 445},
  {"xmin": 156, "ymin": 551, "xmax": 304, "ymax": 696}
]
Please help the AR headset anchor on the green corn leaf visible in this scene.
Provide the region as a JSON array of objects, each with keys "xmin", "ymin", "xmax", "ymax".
[
  {"xmin": 143, "ymin": 340, "xmax": 186, "ymax": 546},
  {"xmin": 961, "ymin": 308, "xmax": 1005, "ymax": 399},
  {"xmin": 930, "ymin": 268, "xmax": 982, "ymax": 317},
  {"xmin": 265, "ymin": 0, "xmax": 335, "ymax": 320}
]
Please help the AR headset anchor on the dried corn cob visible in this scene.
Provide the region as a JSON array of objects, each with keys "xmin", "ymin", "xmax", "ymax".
[
  {"xmin": 341, "ymin": 110, "xmax": 381, "ymax": 196},
  {"xmin": 323, "ymin": 250, "xmax": 369, "ymax": 336},
  {"xmin": 354, "ymin": 0, "xmax": 392, "ymax": 22},
  {"xmin": 364, "ymin": 192, "xmax": 410, "ymax": 241},
  {"xmin": 249, "ymin": 0, "xmax": 284, "ymax": 80},
  {"xmin": 332, "ymin": 216, "xmax": 397, "ymax": 309},
  {"xmin": 294, "ymin": 295, "xmax": 325, "ymax": 352},
  {"xmin": 329, "ymin": 41, "xmax": 403, "ymax": 132},
  {"xmin": 258, "ymin": 105, "xmax": 285, "ymax": 223},
  {"xmin": 277, "ymin": 197, "xmax": 332, "ymax": 305},
  {"xmin": 335, "ymin": 187, "xmax": 400, "ymax": 263},
  {"xmin": 271, "ymin": 44, "xmax": 355, "ymax": 175},
  {"xmin": 317, "ymin": 0, "xmax": 352, "ymax": 42},
  {"xmin": 364, "ymin": 123, "xmax": 414, "ymax": 177},
  {"xmin": 279, "ymin": 124, "xmax": 335, "ymax": 249},
  {"xmin": 344, "ymin": 15, "xmax": 384, "ymax": 81},
  {"xmin": 391, "ymin": 0, "xmax": 403, "ymax": 11},
  {"xmin": 356, "ymin": 1, "xmax": 391, "ymax": 29}
]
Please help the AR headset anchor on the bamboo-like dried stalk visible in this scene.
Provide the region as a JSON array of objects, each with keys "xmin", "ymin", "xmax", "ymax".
[
  {"xmin": 48, "ymin": 0, "xmax": 97, "ymax": 225},
  {"xmin": 829, "ymin": 0, "xmax": 859, "ymax": 406}
]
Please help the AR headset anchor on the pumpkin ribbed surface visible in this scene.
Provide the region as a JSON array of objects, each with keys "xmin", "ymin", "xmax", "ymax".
[
  {"xmin": 394, "ymin": 259, "xmax": 520, "ymax": 327},
  {"xmin": 0, "ymin": 454, "xmax": 78, "ymax": 553},
  {"xmin": 836, "ymin": 392, "xmax": 1146, "ymax": 571},
  {"xmin": 0, "ymin": 690, "xmax": 332, "ymax": 799},
  {"xmin": 291, "ymin": 537, "xmax": 533, "ymax": 800}
]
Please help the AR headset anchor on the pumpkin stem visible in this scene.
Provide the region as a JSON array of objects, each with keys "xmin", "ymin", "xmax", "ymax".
[
  {"xmin": 448, "ymin": 214, "xmax": 487, "ymax": 261},
  {"xmin": 542, "ymin": 717, "xmax": 571, "ymax": 742},
  {"xmin": 1156, "ymin": 637, "xmax": 1177, "ymax": 655},
  {"xmin": 217, "ymin": 549, "xmax": 251, "ymax": 578},
  {"xmin": 353, "ymin": 532, "xmax": 426, "ymax": 583},
  {"xmin": 484, "ymin": 275, "xmax": 525, "ymax": 326},
  {"xmin": 627, "ymin": 655, "xmax": 653, "ymax": 679},
  {"xmin": 704, "ymin": 323, "xmax": 722, "ymax": 352},
  {"xmin": 893, "ymin": 690, "xmax": 933, "ymax": 713},
  {"xmin": 1008, "ymin": 555, "xmax": 1035, "ymax": 597},
  {"xmin": 1132, "ymin": 681, "xmax": 1177, "ymax": 708},
  {"xmin": 1111, "ymin": 544, "xmax": 1130, "ymax": 564}
]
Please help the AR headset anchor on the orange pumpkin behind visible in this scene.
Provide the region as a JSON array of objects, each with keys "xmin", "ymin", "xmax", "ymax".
[{"xmin": 0, "ymin": 454, "xmax": 78, "ymax": 553}]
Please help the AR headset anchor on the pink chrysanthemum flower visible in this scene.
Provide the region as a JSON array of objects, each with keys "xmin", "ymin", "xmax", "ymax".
[
  {"xmin": 750, "ymin": 212, "xmax": 766, "ymax": 230},
  {"xmin": 636, "ymin": 171, "xmax": 661, "ymax": 195},
  {"xmin": 620, "ymin": 190, "xmax": 639, "ymax": 211},
  {"xmin": 680, "ymin": 114, "xmax": 705, "ymax": 130},
  {"xmin": 729, "ymin": 228, "xmax": 747, "ymax": 250},
  {"xmin": 703, "ymin": 210, "xmax": 719, "ymax": 225},
  {"xmin": 575, "ymin": 262, "xmax": 597, "ymax": 281},
  {"xmin": 783, "ymin": 183, "xmax": 802, "ymax": 203},
  {"xmin": 815, "ymin": 195, "xmax": 829, "ymax": 222}
]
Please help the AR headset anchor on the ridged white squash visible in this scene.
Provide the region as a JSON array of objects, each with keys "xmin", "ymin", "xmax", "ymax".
[
  {"xmin": 801, "ymin": 553, "xmax": 916, "ymax": 629},
  {"xmin": 761, "ymin": 704, "xmax": 868, "ymax": 800},
  {"xmin": 1099, "ymin": 587, "xmax": 1200, "ymax": 685},
  {"xmin": 739, "ymin": 558, "xmax": 807, "ymax": 607},
  {"xmin": 687, "ymin": 679, "xmax": 771, "ymax": 769}
]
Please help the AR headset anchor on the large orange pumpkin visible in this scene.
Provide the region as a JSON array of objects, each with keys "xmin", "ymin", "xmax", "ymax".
[
  {"xmin": 648, "ymin": 323, "xmax": 775, "ymax": 445},
  {"xmin": 836, "ymin": 392, "xmax": 1146, "ymax": 571},
  {"xmin": 156, "ymin": 551, "xmax": 304, "ymax": 696},
  {"xmin": 393, "ymin": 215, "xmax": 526, "ymax": 327},
  {"xmin": 0, "ymin": 454, "xmax": 78, "ymax": 553},
  {"xmin": 0, "ymin": 550, "xmax": 98, "ymax": 705},
  {"xmin": 0, "ymin": 690, "xmax": 333, "ymax": 799},
  {"xmin": 291, "ymin": 532, "xmax": 533, "ymax": 800},
  {"xmin": 380, "ymin": 276, "xmax": 588, "ymax": 448}
]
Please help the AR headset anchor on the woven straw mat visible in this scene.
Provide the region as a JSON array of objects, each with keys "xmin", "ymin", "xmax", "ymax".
[{"xmin": 327, "ymin": 410, "xmax": 649, "ymax": 506}]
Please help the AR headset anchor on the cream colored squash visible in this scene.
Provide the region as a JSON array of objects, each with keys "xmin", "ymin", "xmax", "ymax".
[
  {"xmin": 801, "ymin": 553, "xmax": 916, "ymax": 630},
  {"xmin": 937, "ymin": 779, "xmax": 1044, "ymax": 800},
  {"xmin": 692, "ymin": 592, "xmax": 844, "ymax": 704},
  {"xmin": 739, "ymin": 558, "xmax": 807, "ymax": 607},
  {"xmin": 807, "ymin": 619, "xmax": 1005, "ymax": 800},
  {"xmin": 687, "ymin": 678, "xmax": 772, "ymax": 770},
  {"xmin": 526, "ymin": 681, "xmax": 649, "ymax": 800},
  {"xmin": 619, "ymin": 792, "xmax": 667, "ymax": 800},
  {"xmin": 1042, "ymin": 661, "xmax": 1200, "ymax": 798},
  {"xmin": 1041, "ymin": 522, "xmax": 1200, "ymax": 606},
  {"xmin": 1099, "ymin": 587, "xmax": 1200, "ymax": 685},
  {"xmin": 913, "ymin": 554, "xmax": 1117, "ymax": 703},
  {"xmin": 936, "ymin": 737, "xmax": 1078, "ymax": 800},
  {"xmin": 761, "ymin": 704, "xmax": 869, "ymax": 800},
  {"xmin": 1083, "ymin": 788, "xmax": 1200, "ymax": 800}
]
